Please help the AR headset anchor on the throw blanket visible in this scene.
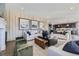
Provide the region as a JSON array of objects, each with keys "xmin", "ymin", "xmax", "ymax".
[{"xmin": 63, "ymin": 40, "xmax": 79, "ymax": 54}]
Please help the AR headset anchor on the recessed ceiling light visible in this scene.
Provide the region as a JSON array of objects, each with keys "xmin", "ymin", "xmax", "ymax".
[{"xmin": 70, "ymin": 7, "xmax": 74, "ymax": 10}]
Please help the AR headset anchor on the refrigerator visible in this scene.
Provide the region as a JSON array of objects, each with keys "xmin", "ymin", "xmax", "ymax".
[{"xmin": 0, "ymin": 17, "xmax": 6, "ymax": 52}]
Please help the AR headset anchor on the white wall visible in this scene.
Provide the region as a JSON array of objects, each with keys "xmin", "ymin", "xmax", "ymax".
[{"xmin": 0, "ymin": 3, "xmax": 5, "ymax": 17}]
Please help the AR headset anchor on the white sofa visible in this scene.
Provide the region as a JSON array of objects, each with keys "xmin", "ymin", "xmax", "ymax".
[
  {"xmin": 23, "ymin": 30, "xmax": 42, "ymax": 41},
  {"xmin": 48, "ymin": 30, "xmax": 79, "ymax": 56},
  {"xmin": 48, "ymin": 34, "xmax": 79, "ymax": 56},
  {"xmin": 48, "ymin": 46, "xmax": 78, "ymax": 56}
]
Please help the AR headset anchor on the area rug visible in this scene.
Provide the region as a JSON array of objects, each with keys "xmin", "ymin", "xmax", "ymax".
[{"xmin": 17, "ymin": 46, "xmax": 33, "ymax": 56}]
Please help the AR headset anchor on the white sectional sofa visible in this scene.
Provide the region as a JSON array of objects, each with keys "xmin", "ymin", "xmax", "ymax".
[
  {"xmin": 48, "ymin": 34, "xmax": 79, "ymax": 56},
  {"xmin": 48, "ymin": 29, "xmax": 79, "ymax": 56},
  {"xmin": 48, "ymin": 46, "xmax": 78, "ymax": 56},
  {"xmin": 23, "ymin": 30, "xmax": 42, "ymax": 41}
]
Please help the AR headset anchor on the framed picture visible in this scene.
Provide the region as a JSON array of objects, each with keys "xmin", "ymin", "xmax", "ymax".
[
  {"xmin": 39, "ymin": 22, "xmax": 44, "ymax": 29},
  {"xmin": 31, "ymin": 20, "xmax": 39, "ymax": 29},
  {"xmin": 19, "ymin": 18, "xmax": 30, "ymax": 30}
]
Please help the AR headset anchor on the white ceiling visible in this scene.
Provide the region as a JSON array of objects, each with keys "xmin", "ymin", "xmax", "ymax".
[
  {"xmin": 5, "ymin": 3, "xmax": 79, "ymax": 17},
  {"xmin": 5, "ymin": 3, "xmax": 79, "ymax": 23}
]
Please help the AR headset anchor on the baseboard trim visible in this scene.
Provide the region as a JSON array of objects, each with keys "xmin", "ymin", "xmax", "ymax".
[{"xmin": 7, "ymin": 40, "xmax": 16, "ymax": 43}]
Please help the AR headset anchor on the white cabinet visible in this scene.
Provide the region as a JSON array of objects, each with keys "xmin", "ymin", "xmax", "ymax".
[
  {"xmin": 0, "ymin": 17, "xmax": 6, "ymax": 52},
  {"xmin": 0, "ymin": 29, "xmax": 5, "ymax": 51}
]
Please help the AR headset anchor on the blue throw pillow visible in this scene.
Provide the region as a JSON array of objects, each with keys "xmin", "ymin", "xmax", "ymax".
[
  {"xmin": 63, "ymin": 41, "xmax": 79, "ymax": 55},
  {"xmin": 27, "ymin": 31, "xmax": 31, "ymax": 35}
]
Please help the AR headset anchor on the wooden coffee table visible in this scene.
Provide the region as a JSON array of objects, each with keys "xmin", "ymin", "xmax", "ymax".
[{"xmin": 35, "ymin": 37, "xmax": 48, "ymax": 49}]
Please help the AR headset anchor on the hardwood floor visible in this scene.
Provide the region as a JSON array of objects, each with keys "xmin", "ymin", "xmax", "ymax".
[{"xmin": 1, "ymin": 41, "xmax": 16, "ymax": 56}]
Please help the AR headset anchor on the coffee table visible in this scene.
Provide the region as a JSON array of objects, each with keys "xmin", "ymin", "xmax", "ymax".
[{"xmin": 35, "ymin": 37, "xmax": 48, "ymax": 49}]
